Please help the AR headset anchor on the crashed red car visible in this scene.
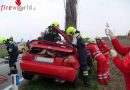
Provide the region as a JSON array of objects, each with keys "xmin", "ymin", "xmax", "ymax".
[{"xmin": 20, "ymin": 27, "xmax": 80, "ymax": 84}]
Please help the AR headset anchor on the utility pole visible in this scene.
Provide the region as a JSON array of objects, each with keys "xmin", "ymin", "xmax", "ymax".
[{"xmin": 65, "ymin": 0, "xmax": 78, "ymax": 30}]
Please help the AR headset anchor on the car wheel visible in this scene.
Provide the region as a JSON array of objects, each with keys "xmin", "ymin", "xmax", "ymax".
[
  {"xmin": 22, "ymin": 71, "xmax": 34, "ymax": 80},
  {"xmin": 69, "ymin": 69, "xmax": 79, "ymax": 87}
]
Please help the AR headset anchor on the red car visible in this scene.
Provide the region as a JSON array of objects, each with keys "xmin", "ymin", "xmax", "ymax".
[{"xmin": 20, "ymin": 27, "xmax": 80, "ymax": 84}]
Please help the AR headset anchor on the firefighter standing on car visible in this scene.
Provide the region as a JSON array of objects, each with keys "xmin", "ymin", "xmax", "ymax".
[
  {"xmin": 95, "ymin": 36, "xmax": 110, "ymax": 84},
  {"xmin": 106, "ymin": 29, "xmax": 130, "ymax": 90},
  {"xmin": 86, "ymin": 38, "xmax": 109, "ymax": 85},
  {"xmin": 0, "ymin": 37, "xmax": 19, "ymax": 75},
  {"xmin": 38, "ymin": 21, "xmax": 61, "ymax": 42},
  {"xmin": 66, "ymin": 26, "xmax": 90, "ymax": 86}
]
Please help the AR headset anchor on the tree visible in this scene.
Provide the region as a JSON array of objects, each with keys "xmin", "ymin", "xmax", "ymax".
[{"xmin": 65, "ymin": 0, "xmax": 78, "ymax": 30}]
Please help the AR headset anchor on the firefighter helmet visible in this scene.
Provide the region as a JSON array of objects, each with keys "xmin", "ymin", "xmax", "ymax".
[
  {"xmin": 88, "ymin": 38, "xmax": 96, "ymax": 44},
  {"xmin": 52, "ymin": 21, "xmax": 59, "ymax": 27},
  {"xmin": 82, "ymin": 35, "xmax": 89, "ymax": 42},
  {"xmin": 0, "ymin": 37, "xmax": 7, "ymax": 44},
  {"xmin": 66, "ymin": 26, "xmax": 76, "ymax": 36},
  {"xmin": 95, "ymin": 36, "xmax": 102, "ymax": 40}
]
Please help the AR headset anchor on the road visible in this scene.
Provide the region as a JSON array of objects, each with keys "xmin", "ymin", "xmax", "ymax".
[{"xmin": 0, "ymin": 54, "xmax": 24, "ymax": 90}]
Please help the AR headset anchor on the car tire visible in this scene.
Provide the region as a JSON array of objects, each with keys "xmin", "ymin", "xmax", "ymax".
[
  {"xmin": 22, "ymin": 71, "xmax": 34, "ymax": 80},
  {"xmin": 69, "ymin": 69, "xmax": 79, "ymax": 87}
]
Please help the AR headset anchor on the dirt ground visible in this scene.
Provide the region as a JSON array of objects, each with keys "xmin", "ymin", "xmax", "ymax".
[
  {"xmin": 102, "ymin": 37, "xmax": 127, "ymax": 90},
  {"xmin": 103, "ymin": 60, "xmax": 126, "ymax": 90}
]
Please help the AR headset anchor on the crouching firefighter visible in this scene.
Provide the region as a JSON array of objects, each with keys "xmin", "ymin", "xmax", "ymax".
[
  {"xmin": 0, "ymin": 37, "xmax": 19, "ymax": 75},
  {"xmin": 86, "ymin": 39, "xmax": 109, "ymax": 85},
  {"xmin": 66, "ymin": 27, "xmax": 90, "ymax": 86}
]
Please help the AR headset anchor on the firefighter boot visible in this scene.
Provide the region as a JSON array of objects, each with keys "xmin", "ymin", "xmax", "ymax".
[
  {"xmin": 8, "ymin": 67, "xmax": 17, "ymax": 76},
  {"xmin": 83, "ymin": 76, "xmax": 90, "ymax": 87},
  {"xmin": 83, "ymin": 71, "xmax": 91, "ymax": 87}
]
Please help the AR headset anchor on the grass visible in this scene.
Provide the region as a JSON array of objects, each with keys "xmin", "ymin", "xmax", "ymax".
[
  {"xmin": 0, "ymin": 46, "xmax": 8, "ymax": 58},
  {"xmin": 20, "ymin": 62, "xmax": 102, "ymax": 90},
  {"xmin": 21, "ymin": 76, "xmax": 101, "ymax": 90},
  {"xmin": 22, "ymin": 78, "xmax": 101, "ymax": 90}
]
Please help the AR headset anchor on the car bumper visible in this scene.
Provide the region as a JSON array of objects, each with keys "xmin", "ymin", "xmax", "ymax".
[{"xmin": 20, "ymin": 61, "xmax": 78, "ymax": 82}]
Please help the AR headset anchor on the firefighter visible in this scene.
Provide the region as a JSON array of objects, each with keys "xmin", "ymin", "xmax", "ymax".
[
  {"xmin": 82, "ymin": 35, "xmax": 90, "ymax": 45},
  {"xmin": 0, "ymin": 37, "xmax": 19, "ymax": 75},
  {"xmin": 95, "ymin": 36, "xmax": 110, "ymax": 84},
  {"xmin": 95, "ymin": 36, "xmax": 110, "ymax": 55},
  {"xmin": 9, "ymin": 36, "xmax": 13, "ymax": 42},
  {"xmin": 26, "ymin": 40, "xmax": 30, "ymax": 48},
  {"xmin": 107, "ymin": 29, "xmax": 130, "ymax": 90},
  {"xmin": 66, "ymin": 26, "xmax": 90, "ymax": 86},
  {"xmin": 38, "ymin": 32, "xmax": 44, "ymax": 40},
  {"xmin": 86, "ymin": 38, "xmax": 109, "ymax": 85},
  {"xmin": 39, "ymin": 21, "xmax": 61, "ymax": 42},
  {"xmin": 82, "ymin": 35, "xmax": 92, "ymax": 69}
]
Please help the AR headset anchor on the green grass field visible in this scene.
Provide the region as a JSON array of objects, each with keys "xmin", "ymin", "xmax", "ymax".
[
  {"xmin": 22, "ymin": 78, "xmax": 101, "ymax": 90},
  {"xmin": 0, "ymin": 46, "xmax": 8, "ymax": 58}
]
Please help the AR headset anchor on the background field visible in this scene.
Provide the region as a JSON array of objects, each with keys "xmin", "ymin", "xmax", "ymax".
[{"xmin": 0, "ymin": 45, "xmax": 8, "ymax": 58}]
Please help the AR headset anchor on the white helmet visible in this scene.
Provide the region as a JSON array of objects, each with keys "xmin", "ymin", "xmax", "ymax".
[
  {"xmin": 88, "ymin": 38, "xmax": 96, "ymax": 44},
  {"xmin": 95, "ymin": 36, "xmax": 102, "ymax": 40}
]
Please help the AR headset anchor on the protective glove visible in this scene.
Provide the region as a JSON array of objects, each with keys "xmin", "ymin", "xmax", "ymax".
[{"xmin": 110, "ymin": 49, "xmax": 117, "ymax": 58}]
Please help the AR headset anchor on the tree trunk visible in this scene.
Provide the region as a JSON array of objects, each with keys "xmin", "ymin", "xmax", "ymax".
[{"xmin": 65, "ymin": 0, "xmax": 77, "ymax": 30}]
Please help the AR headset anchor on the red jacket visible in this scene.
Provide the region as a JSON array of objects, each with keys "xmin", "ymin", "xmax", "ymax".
[
  {"xmin": 86, "ymin": 43, "xmax": 110, "ymax": 85},
  {"xmin": 112, "ymin": 38, "xmax": 130, "ymax": 90},
  {"xmin": 96, "ymin": 40, "xmax": 110, "ymax": 54},
  {"xmin": 86, "ymin": 44, "xmax": 102, "ymax": 59}
]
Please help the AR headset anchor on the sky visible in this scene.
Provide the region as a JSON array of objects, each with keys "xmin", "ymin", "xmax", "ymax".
[{"xmin": 0, "ymin": 0, "xmax": 130, "ymax": 41}]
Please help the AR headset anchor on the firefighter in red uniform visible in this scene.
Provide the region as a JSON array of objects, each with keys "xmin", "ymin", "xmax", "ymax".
[
  {"xmin": 107, "ymin": 29, "xmax": 130, "ymax": 90},
  {"xmin": 95, "ymin": 36, "xmax": 110, "ymax": 84},
  {"xmin": 86, "ymin": 38, "xmax": 109, "ymax": 85}
]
